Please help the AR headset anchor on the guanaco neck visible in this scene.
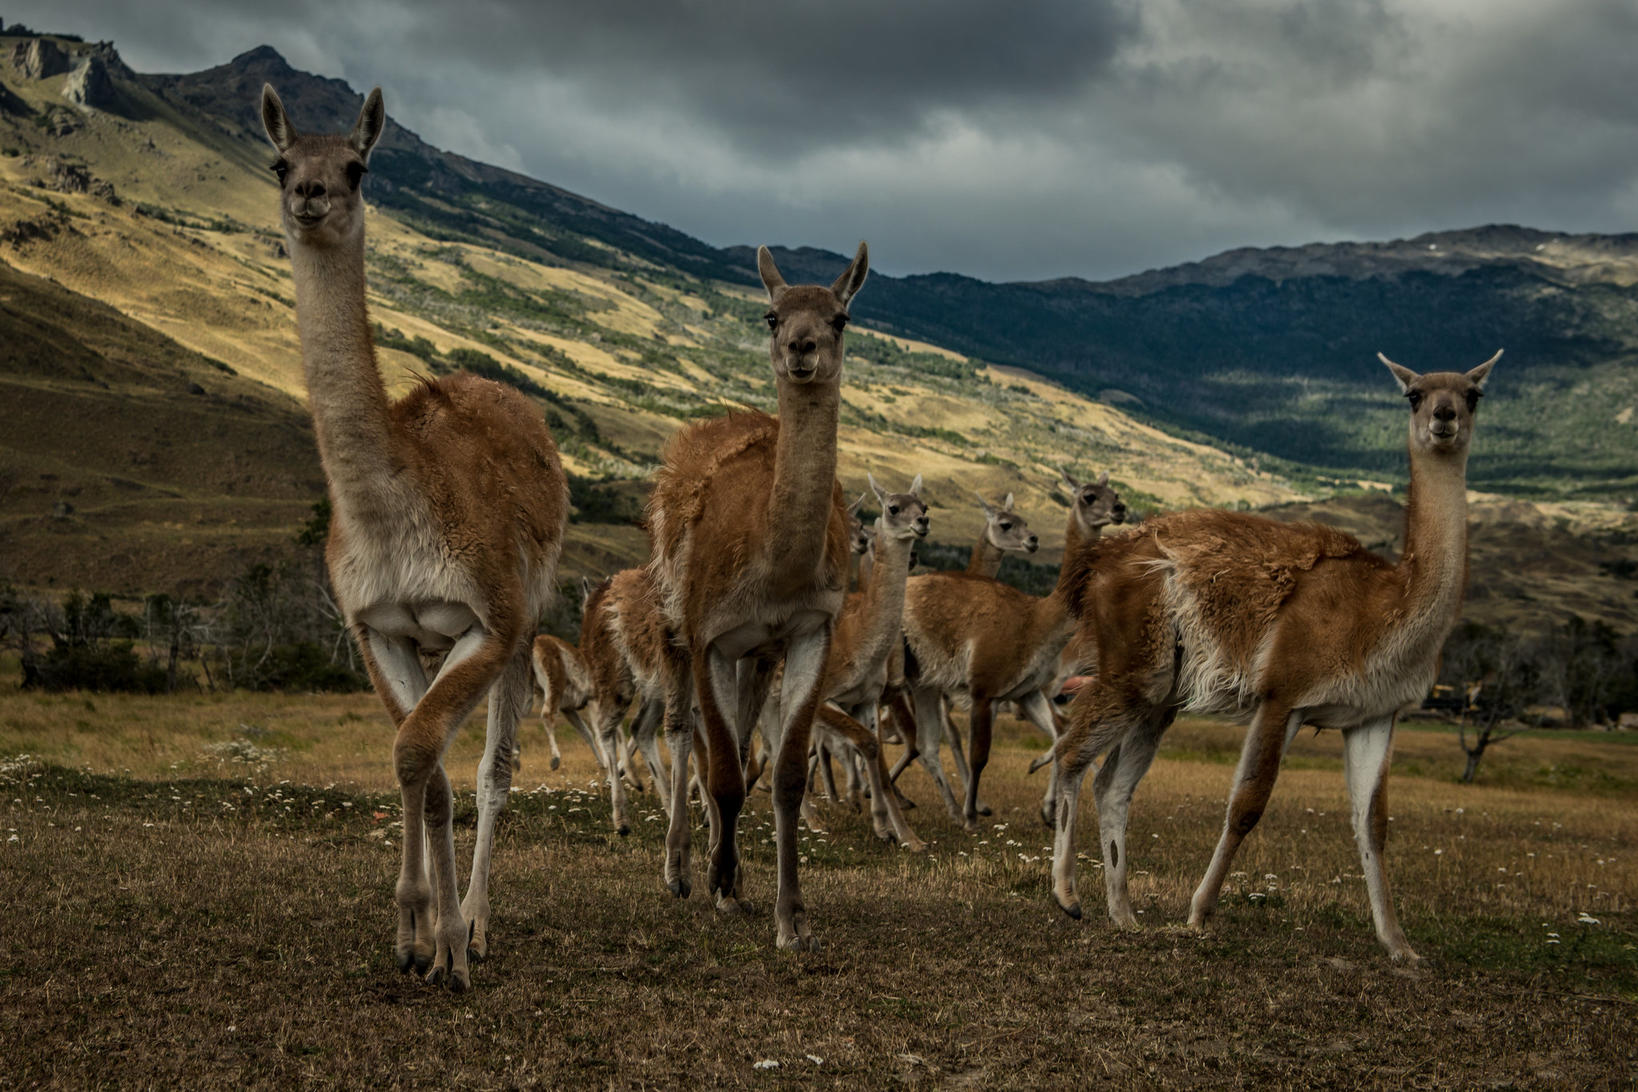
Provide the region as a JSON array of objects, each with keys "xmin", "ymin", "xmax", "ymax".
[
  {"xmin": 1021, "ymin": 506, "xmax": 1087, "ymax": 642},
  {"xmin": 1396, "ymin": 439, "xmax": 1470, "ymax": 625},
  {"xmin": 1063, "ymin": 513, "xmax": 1104, "ymax": 561},
  {"xmin": 967, "ymin": 529, "xmax": 1003, "ymax": 577},
  {"xmin": 766, "ymin": 379, "xmax": 842, "ymax": 580},
  {"xmin": 857, "ymin": 527, "xmax": 914, "ymax": 663},
  {"xmin": 287, "ymin": 229, "xmax": 398, "ymax": 510}
]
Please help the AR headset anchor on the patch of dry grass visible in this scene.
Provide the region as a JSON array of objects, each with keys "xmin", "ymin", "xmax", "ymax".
[{"xmin": 1, "ymin": 680, "xmax": 1634, "ymax": 1087}]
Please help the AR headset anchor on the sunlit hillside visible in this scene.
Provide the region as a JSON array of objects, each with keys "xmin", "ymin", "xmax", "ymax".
[{"xmin": 0, "ymin": 32, "xmax": 1296, "ymax": 596}]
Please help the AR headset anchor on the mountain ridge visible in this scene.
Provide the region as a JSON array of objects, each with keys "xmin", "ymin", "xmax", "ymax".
[
  {"xmin": 1, "ymin": 30, "xmax": 1309, "ymax": 600},
  {"xmin": 117, "ymin": 44, "xmax": 1635, "ymax": 497}
]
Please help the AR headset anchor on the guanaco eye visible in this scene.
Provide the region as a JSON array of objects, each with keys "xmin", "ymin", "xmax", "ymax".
[
  {"xmin": 764, "ymin": 311, "xmax": 779, "ymax": 330},
  {"xmin": 345, "ymin": 160, "xmax": 368, "ymax": 189},
  {"xmin": 271, "ymin": 159, "xmax": 289, "ymax": 185},
  {"xmin": 888, "ymin": 504, "xmax": 900, "ymax": 515},
  {"xmin": 831, "ymin": 313, "xmax": 849, "ymax": 333},
  {"xmin": 999, "ymin": 521, "xmax": 1012, "ymax": 531},
  {"xmin": 1406, "ymin": 390, "xmax": 1424, "ymax": 411},
  {"xmin": 1465, "ymin": 389, "xmax": 1482, "ymax": 412}
]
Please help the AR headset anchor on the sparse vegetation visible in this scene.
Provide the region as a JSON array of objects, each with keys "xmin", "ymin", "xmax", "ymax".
[{"xmin": 0, "ymin": 684, "xmax": 1631, "ymax": 1085}]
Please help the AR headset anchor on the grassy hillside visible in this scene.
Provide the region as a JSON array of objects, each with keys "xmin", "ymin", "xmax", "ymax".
[
  {"xmin": 0, "ymin": 32, "xmax": 1298, "ymax": 598},
  {"xmin": 125, "ymin": 41, "xmax": 1638, "ymax": 498}
]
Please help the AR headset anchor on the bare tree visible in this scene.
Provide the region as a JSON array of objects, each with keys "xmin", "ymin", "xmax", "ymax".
[{"xmin": 1440, "ymin": 621, "xmax": 1544, "ymax": 783}]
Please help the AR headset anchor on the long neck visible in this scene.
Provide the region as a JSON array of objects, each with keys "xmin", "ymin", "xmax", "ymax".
[
  {"xmin": 766, "ymin": 379, "xmax": 842, "ymax": 576},
  {"xmin": 967, "ymin": 529, "xmax": 1003, "ymax": 576},
  {"xmin": 288, "ymin": 232, "xmax": 397, "ymax": 505},
  {"xmin": 858, "ymin": 529, "xmax": 914, "ymax": 659},
  {"xmin": 1052, "ymin": 506, "xmax": 1091, "ymax": 602},
  {"xmin": 1397, "ymin": 439, "xmax": 1470, "ymax": 620},
  {"xmin": 1063, "ymin": 514, "xmax": 1103, "ymax": 560}
]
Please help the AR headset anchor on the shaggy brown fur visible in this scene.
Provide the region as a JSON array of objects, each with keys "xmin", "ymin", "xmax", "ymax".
[
  {"xmin": 262, "ymin": 84, "xmax": 566, "ymax": 993},
  {"xmin": 644, "ymin": 243, "xmax": 867, "ymax": 951},
  {"xmin": 1046, "ymin": 353, "xmax": 1499, "ymax": 962}
]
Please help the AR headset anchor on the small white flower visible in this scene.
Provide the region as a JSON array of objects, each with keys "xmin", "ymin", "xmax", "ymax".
[
  {"xmin": 806, "ymin": 1055, "xmax": 823, "ymax": 1065},
  {"xmin": 1578, "ymin": 913, "xmax": 1600, "ymax": 926},
  {"xmin": 753, "ymin": 1059, "xmax": 780, "ymax": 1071}
]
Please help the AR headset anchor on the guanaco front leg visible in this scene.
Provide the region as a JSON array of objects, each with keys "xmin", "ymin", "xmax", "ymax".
[{"xmin": 1343, "ymin": 716, "xmax": 1419, "ymax": 962}]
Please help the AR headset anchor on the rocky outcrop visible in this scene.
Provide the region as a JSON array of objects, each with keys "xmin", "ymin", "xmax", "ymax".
[
  {"xmin": 62, "ymin": 55, "xmax": 116, "ymax": 109},
  {"xmin": 20, "ymin": 155, "xmax": 116, "ymax": 201},
  {"xmin": 11, "ymin": 37, "xmax": 70, "ymax": 79},
  {"xmin": 27, "ymin": 155, "xmax": 92, "ymax": 193}
]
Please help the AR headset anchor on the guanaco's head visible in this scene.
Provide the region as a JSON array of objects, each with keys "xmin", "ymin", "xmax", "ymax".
[
  {"xmin": 845, "ymin": 493, "xmax": 873, "ymax": 556},
  {"xmin": 1060, "ymin": 467, "xmax": 1127, "ymax": 532},
  {"xmin": 260, "ymin": 83, "xmax": 385, "ymax": 248},
  {"xmin": 869, "ymin": 472, "xmax": 929, "ymax": 542},
  {"xmin": 1379, "ymin": 350, "xmax": 1500, "ymax": 456},
  {"xmin": 976, "ymin": 492, "xmax": 1038, "ymax": 554},
  {"xmin": 756, "ymin": 241, "xmax": 869, "ymax": 386}
]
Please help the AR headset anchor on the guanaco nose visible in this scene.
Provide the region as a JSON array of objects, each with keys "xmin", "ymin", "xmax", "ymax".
[
  {"xmin": 788, "ymin": 337, "xmax": 817, "ymax": 355},
  {"xmin": 1026, "ymin": 533, "xmax": 1040, "ymax": 551},
  {"xmin": 1433, "ymin": 405, "xmax": 1456, "ymax": 422},
  {"xmin": 295, "ymin": 179, "xmax": 326, "ymax": 199}
]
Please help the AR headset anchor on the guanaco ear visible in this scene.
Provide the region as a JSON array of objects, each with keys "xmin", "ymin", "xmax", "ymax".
[
  {"xmin": 579, "ymin": 576, "xmax": 595, "ymax": 605},
  {"xmin": 846, "ymin": 492, "xmax": 866, "ymax": 516},
  {"xmin": 1466, "ymin": 349, "xmax": 1502, "ymax": 389},
  {"xmin": 1002, "ymin": 492, "xmax": 1014, "ymax": 512},
  {"xmin": 831, "ymin": 240, "xmax": 869, "ymax": 307},
  {"xmin": 867, "ymin": 471, "xmax": 888, "ymax": 503},
  {"xmin": 757, "ymin": 245, "xmax": 787, "ymax": 300},
  {"xmin": 350, "ymin": 87, "xmax": 386, "ymax": 162},
  {"xmin": 1378, "ymin": 352, "xmax": 1419, "ymax": 394},
  {"xmin": 1058, "ymin": 465, "xmax": 1080, "ymax": 492},
  {"xmin": 1095, "ymin": 470, "xmax": 1109, "ymax": 487},
  {"xmin": 261, "ymin": 83, "xmax": 296, "ymax": 152},
  {"xmin": 909, "ymin": 473, "xmax": 923, "ymax": 496},
  {"xmin": 973, "ymin": 490, "xmax": 996, "ymax": 516}
]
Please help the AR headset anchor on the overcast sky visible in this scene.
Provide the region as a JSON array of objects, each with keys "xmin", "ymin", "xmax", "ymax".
[{"xmin": 12, "ymin": 1, "xmax": 1638, "ymax": 281}]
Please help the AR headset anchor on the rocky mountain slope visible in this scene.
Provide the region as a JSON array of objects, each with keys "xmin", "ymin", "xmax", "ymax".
[
  {"xmin": 0, "ymin": 30, "xmax": 1293, "ymax": 598},
  {"xmin": 0, "ymin": 27, "xmax": 1633, "ymax": 635},
  {"xmin": 125, "ymin": 44, "xmax": 1638, "ymax": 499}
]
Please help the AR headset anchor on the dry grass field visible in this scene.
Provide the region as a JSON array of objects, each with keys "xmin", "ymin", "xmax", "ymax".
[{"xmin": 2, "ymin": 673, "xmax": 1634, "ymax": 1089}]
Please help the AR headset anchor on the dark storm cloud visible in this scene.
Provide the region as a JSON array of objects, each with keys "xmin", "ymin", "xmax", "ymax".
[
  {"xmin": 391, "ymin": 0, "xmax": 1138, "ymax": 154},
  {"xmin": 10, "ymin": 1, "xmax": 1638, "ymax": 281}
]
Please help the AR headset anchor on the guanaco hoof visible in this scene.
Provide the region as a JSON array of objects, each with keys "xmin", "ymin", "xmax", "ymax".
[
  {"xmin": 667, "ymin": 876, "xmax": 691, "ymax": 899},
  {"xmin": 617, "ymin": 823, "xmax": 630, "ymax": 837},
  {"xmin": 715, "ymin": 894, "xmax": 753, "ymax": 916},
  {"xmin": 1058, "ymin": 897, "xmax": 1083, "ymax": 921},
  {"xmin": 549, "ymin": 755, "xmax": 560, "ymax": 770}
]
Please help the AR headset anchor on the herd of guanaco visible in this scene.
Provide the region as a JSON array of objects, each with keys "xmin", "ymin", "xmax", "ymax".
[{"xmin": 263, "ymin": 84, "xmax": 1497, "ymax": 989}]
